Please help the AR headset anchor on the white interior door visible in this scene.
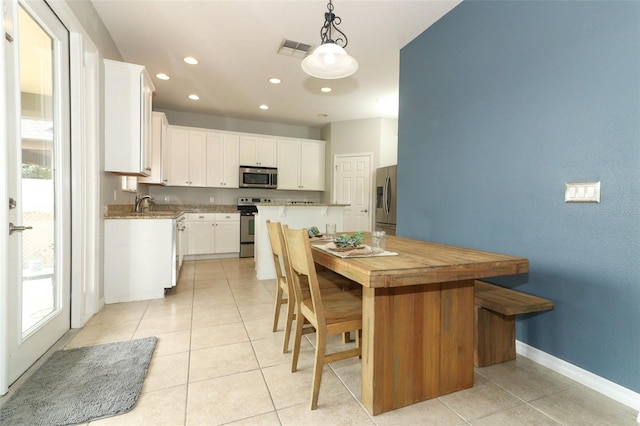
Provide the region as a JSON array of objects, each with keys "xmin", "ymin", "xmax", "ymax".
[
  {"xmin": 5, "ymin": 0, "xmax": 71, "ymax": 386},
  {"xmin": 334, "ymin": 154, "xmax": 372, "ymax": 232}
]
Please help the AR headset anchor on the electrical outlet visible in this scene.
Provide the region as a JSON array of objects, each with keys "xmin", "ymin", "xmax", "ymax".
[{"xmin": 565, "ymin": 181, "xmax": 600, "ymax": 203}]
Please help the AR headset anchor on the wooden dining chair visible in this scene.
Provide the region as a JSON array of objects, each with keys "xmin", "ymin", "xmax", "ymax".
[
  {"xmin": 267, "ymin": 219, "xmax": 312, "ymax": 354},
  {"xmin": 266, "ymin": 220, "xmax": 354, "ymax": 353},
  {"xmin": 282, "ymin": 225, "xmax": 363, "ymax": 410}
]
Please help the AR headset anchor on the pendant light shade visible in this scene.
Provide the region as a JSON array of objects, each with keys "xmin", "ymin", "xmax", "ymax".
[
  {"xmin": 302, "ymin": 43, "xmax": 358, "ymax": 79},
  {"xmin": 302, "ymin": 1, "xmax": 358, "ymax": 79}
]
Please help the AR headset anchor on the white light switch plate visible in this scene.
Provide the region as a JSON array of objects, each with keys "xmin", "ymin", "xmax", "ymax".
[{"xmin": 565, "ymin": 181, "xmax": 600, "ymax": 203}]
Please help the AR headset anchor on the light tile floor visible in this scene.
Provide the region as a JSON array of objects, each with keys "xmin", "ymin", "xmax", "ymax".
[{"xmin": 53, "ymin": 259, "xmax": 640, "ymax": 424}]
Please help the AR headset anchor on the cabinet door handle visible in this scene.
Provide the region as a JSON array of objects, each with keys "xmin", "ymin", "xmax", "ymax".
[{"xmin": 145, "ymin": 167, "xmax": 152, "ymax": 171}]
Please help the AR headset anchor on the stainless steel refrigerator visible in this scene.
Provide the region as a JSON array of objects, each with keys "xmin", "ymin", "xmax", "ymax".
[{"xmin": 375, "ymin": 165, "xmax": 397, "ymax": 236}]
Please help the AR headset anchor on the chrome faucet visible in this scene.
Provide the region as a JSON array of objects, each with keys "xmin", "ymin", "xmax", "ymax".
[{"xmin": 134, "ymin": 194, "xmax": 154, "ymax": 213}]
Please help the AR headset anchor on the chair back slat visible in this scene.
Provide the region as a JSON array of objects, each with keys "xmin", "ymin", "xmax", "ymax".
[
  {"xmin": 283, "ymin": 225, "xmax": 326, "ymax": 331},
  {"xmin": 266, "ymin": 220, "xmax": 286, "ymax": 282}
]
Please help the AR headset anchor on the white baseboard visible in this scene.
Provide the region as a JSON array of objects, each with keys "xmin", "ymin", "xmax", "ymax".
[{"xmin": 516, "ymin": 340, "xmax": 640, "ymax": 423}]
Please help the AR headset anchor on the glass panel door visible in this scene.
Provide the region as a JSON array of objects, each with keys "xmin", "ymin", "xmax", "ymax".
[
  {"xmin": 5, "ymin": 0, "xmax": 71, "ymax": 385},
  {"xmin": 19, "ymin": 3, "xmax": 56, "ymax": 333}
]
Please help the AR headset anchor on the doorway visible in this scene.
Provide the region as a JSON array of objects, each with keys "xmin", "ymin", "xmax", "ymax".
[
  {"xmin": 333, "ymin": 154, "xmax": 373, "ymax": 232},
  {"xmin": 4, "ymin": 0, "xmax": 71, "ymax": 387}
]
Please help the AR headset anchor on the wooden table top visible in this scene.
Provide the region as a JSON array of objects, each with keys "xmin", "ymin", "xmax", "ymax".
[{"xmin": 311, "ymin": 234, "xmax": 529, "ymax": 288}]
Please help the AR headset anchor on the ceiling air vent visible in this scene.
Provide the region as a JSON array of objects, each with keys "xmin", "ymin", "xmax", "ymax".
[{"xmin": 277, "ymin": 39, "xmax": 312, "ymax": 59}]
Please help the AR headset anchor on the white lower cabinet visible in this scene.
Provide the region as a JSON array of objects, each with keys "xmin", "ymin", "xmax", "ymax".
[
  {"xmin": 185, "ymin": 213, "xmax": 240, "ymax": 256},
  {"xmin": 104, "ymin": 218, "xmax": 175, "ymax": 303}
]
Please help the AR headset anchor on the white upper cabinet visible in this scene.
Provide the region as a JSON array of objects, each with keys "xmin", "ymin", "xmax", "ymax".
[
  {"xmin": 167, "ymin": 126, "xmax": 207, "ymax": 186},
  {"xmin": 104, "ymin": 59, "xmax": 154, "ymax": 175},
  {"xmin": 206, "ymin": 132, "xmax": 240, "ymax": 188},
  {"xmin": 239, "ymin": 135, "xmax": 277, "ymax": 167},
  {"xmin": 277, "ymin": 139, "xmax": 325, "ymax": 191},
  {"xmin": 139, "ymin": 112, "xmax": 168, "ymax": 184},
  {"xmin": 161, "ymin": 125, "xmax": 325, "ymax": 191}
]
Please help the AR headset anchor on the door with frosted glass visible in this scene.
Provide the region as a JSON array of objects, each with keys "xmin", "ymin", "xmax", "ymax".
[{"xmin": 5, "ymin": 0, "xmax": 71, "ymax": 385}]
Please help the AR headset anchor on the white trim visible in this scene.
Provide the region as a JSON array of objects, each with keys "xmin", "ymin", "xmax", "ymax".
[
  {"xmin": 0, "ymin": 0, "xmax": 13, "ymax": 396},
  {"xmin": 516, "ymin": 340, "xmax": 640, "ymax": 422},
  {"xmin": 45, "ymin": 0, "xmax": 102, "ymax": 328}
]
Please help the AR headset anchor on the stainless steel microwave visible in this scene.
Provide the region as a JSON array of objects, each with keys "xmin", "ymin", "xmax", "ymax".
[{"xmin": 239, "ymin": 166, "xmax": 277, "ymax": 189}]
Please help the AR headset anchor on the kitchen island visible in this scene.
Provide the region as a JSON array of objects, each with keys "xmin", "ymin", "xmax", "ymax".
[
  {"xmin": 254, "ymin": 203, "xmax": 347, "ymax": 279},
  {"xmin": 311, "ymin": 234, "xmax": 529, "ymax": 415}
]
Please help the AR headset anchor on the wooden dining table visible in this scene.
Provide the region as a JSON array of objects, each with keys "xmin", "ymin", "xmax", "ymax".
[{"xmin": 311, "ymin": 234, "xmax": 529, "ymax": 415}]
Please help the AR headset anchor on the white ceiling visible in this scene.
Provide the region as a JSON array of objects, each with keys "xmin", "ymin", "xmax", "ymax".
[{"xmin": 91, "ymin": 0, "xmax": 461, "ymax": 128}]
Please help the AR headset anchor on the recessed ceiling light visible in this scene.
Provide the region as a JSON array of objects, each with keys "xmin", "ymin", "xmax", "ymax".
[
  {"xmin": 188, "ymin": 94, "xmax": 200, "ymax": 101},
  {"xmin": 268, "ymin": 78, "xmax": 281, "ymax": 84},
  {"xmin": 155, "ymin": 73, "xmax": 170, "ymax": 80},
  {"xmin": 320, "ymin": 87, "xmax": 332, "ymax": 93},
  {"xmin": 259, "ymin": 104, "xmax": 269, "ymax": 110},
  {"xmin": 183, "ymin": 56, "xmax": 199, "ymax": 65}
]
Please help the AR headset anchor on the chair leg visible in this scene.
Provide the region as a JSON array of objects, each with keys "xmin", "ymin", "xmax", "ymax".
[
  {"xmin": 310, "ymin": 331, "xmax": 327, "ymax": 410},
  {"xmin": 282, "ymin": 296, "xmax": 294, "ymax": 353},
  {"xmin": 291, "ymin": 305, "xmax": 305, "ymax": 373},
  {"xmin": 272, "ymin": 283, "xmax": 284, "ymax": 332}
]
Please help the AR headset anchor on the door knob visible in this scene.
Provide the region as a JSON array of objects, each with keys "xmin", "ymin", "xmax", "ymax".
[
  {"xmin": 9, "ymin": 223, "xmax": 33, "ymax": 235},
  {"xmin": 361, "ymin": 209, "xmax": 368, "ymax": 213}
]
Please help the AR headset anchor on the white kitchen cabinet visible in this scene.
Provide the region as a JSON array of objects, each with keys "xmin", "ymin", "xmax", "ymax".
[
  {"xmin": 187, "ymin": 219, "xmax": 215, "ymax": 255},
  {"xmin": 167, "ymin": 126, "xmax": 207, "ymax": 186},
  {"xmin": 185, "ymin": 213, "xmax": 240, "ymax": 256},
  {"xmin": 277, "ymin": 138, "xmax": 325, "ymax": 190},
  {"xmin": 240, "ymin": 135, "xmax": 277, "ymax": 167},
  {"xmin": 206, "ymin": 132, "xmax": 240, "ymax": 188},
  {"xmin": 214, "ymin": 214, "xmax": 241, "ymax": 253},
  {"xmin": 104, "ymin": 59, "xmax": 154, "ymax": 176},
  {"xmin": 104, "ymin": 218, "xmax": 175, "ymax": 303},
  {"xmin": 139, "ymin": 112, "xmax": 168, "ymax": 184}
]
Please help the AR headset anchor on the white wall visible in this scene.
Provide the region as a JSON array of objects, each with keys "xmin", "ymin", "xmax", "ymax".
[
  {"xmin": 324, "ymin": 117, "xmax": 398, "ymax": 203},
  {"xmin": 329, "ymin": 117, "xmax": 398, "ymax": 169},
  {"xmin": 380, "ymin": 118, "xmax": 398, "ymax": 167}
]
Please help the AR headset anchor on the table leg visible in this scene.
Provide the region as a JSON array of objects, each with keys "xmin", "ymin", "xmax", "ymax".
[{"xmin": 361, "ymin": 279, "xmax": 474, "ymax": 415}]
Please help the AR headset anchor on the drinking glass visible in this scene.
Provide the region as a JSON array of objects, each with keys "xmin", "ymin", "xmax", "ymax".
[
  {"xmin": 371, "ymin": 230, "xmax": 386, "ymax": 253},
  {"xmin": 326, "ymin": 223, "xmax": 336, "ymax": 239}
]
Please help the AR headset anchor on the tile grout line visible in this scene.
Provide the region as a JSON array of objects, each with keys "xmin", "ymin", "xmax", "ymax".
[
  {"xmin": 182, "ymin": 261, "xmax": 197, "ymax": 426},
  {"xmin": 226, "ymin": 260, "xmax": 283, "ymax": 425}
]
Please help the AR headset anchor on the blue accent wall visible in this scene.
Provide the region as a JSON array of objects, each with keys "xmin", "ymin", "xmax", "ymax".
[{"xmin": 398, "ymin": 1, "xmax": 640, "ymax": 392}]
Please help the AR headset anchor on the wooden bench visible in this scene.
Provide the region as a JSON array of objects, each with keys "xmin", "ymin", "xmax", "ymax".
[{"xmin": 474, "ymin": 280, "xmax": 554, "ymax": 367}]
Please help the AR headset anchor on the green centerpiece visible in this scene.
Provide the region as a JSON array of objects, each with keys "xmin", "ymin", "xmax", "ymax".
[{"xmin": 333, "ymin": 232, "xmax": 365, "ymax": 249}]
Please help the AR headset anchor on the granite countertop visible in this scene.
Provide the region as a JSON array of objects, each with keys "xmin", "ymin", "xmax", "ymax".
[
  {"xmin": 104, "ymin": 204, "xmax": 240, "ymax": 219},
  {"xmin": 255, "ymin": 203, "xmax": 349, "ymax": 207}
]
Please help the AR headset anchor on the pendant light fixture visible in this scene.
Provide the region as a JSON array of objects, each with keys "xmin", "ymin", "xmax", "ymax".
[{"xmin": 302, "ymin": 0, "xmax": 358, "ymax": 79}]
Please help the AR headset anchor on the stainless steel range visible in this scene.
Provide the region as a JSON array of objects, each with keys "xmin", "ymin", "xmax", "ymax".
[{"xmin": 237, "ymin": 197, "xmax": 273, "ymax": 258}]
